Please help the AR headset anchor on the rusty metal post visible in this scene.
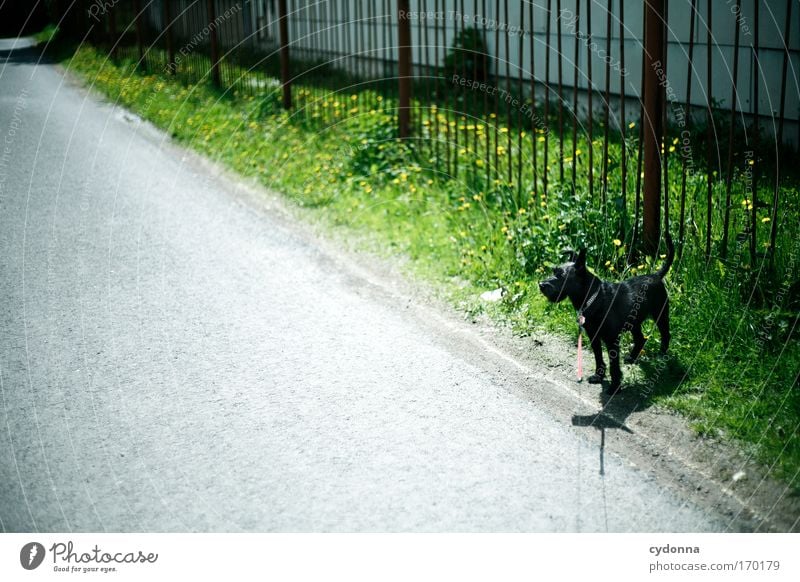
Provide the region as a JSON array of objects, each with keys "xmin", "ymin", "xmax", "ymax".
[
  {"xmin": 721, "ymin": 0, "xmax": 742, "ymax": 258},
  {"xmin": 278, "ymin": 0, "xmax": 292, "ymax": 108},
  {"xmin": 642, "ymin": 0, "xmax": 665, "ymax": 255},
  {"xmin": 207, "ymin": 0, "xmax": 221, "ymax": 87},
  {"xmin": 770, "ymin": 0, "xmax": 793, "ymax": 255},
  {"xmin": 397, "ymin": 0, "xmax": 412, "ymax": 139}
]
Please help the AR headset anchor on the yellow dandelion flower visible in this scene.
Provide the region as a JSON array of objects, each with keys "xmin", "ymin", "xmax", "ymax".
[
  {"xmin": 762, "ymin": 217, "xmax": 771, "ymax": 223},
  {"xmin": 613, "ymin": 239, "xmax": 622, "ymax": 246}
]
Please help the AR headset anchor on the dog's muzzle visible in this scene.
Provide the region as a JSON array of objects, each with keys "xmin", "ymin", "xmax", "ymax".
[{"xmin": 538, "ymin": 279, "xmax": 562, "ymax": 302}]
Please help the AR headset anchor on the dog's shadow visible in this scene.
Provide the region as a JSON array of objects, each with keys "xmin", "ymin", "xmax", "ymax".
[
  {"xmin": 570, "ymin": 355, "xmax": 687, "ymax": 480},
  {"xmin": 571, "ymin": 353, "xmax": 688, "ymax": 433}
]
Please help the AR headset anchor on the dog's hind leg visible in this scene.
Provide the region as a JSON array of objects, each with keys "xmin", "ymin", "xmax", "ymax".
[
  {"xmin": 655, "ymin": 301, "xmax": 671, "ymax": 354},
  {"xmin": 625, "ymin": 323, "xmax": 646, "ymax": 364},
  {"xmin": 588, "ymin": 336, "xmax": 606, "ymax": 383},
  {"xmin": 606, "ymin": 337, "xmax": 623, "ymax": 393}
]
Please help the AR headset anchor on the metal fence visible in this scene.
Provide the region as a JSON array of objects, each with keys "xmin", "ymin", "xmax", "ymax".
[{"xmin": 60, "ymin": 0, "xmax": 799, "ymax": 267}]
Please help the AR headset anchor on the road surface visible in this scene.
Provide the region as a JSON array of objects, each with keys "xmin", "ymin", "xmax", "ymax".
[{"xmin": 0, "ymin": 38, "xmax": 725, "ymax": 532}]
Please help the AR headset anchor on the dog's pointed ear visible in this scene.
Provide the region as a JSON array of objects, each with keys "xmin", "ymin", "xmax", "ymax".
[{"xmin": 575, "ymin": 248, "xmax": 587, "ymax": 271}]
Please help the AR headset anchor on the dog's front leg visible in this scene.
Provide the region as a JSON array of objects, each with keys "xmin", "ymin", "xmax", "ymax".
[{"xmin": 587, "ymin": 336, "xmax": 606, "ymax": 384}]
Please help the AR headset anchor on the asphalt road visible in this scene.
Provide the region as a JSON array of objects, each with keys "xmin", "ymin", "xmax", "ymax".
[{"xmin": 0, "ymin": 39, "xmax": 725, "ymax": 532}]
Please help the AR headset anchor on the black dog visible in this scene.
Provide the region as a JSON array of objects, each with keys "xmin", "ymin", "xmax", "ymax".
[{"xmin": 538, "ymin": 236, "xmax": 675, "ymax": 393}]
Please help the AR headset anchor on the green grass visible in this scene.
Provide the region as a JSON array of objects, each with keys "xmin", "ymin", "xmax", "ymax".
[
  {"xmin": 33, "ymin": 24, "xmax": 59, "ymax": 45},
  {"xmin": 59, "ymin": 44, "xmax": 800, "ymax": 489}
]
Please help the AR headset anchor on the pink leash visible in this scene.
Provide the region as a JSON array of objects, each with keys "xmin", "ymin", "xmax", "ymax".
[{"xmin": 577, "ymin": 314, "xmax": 585, "ymax": 382}]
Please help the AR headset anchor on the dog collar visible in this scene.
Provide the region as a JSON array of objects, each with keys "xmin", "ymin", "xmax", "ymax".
[
  {"xmin": 581, "ymin": 286, "xmax": 600, "ymax": 312},
  {"xmin": 577, "ymin": 286, "xmax": 600, "ymax": 326}
]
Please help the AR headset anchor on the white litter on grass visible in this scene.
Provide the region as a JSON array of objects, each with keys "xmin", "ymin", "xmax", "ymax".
[
  {"xmin": 480, "ymin": 288, "xmax": 505, "ymax": 302},
  {"xmin": 732, "ymin": 470, "xmax": 746, "ymax": 483}
]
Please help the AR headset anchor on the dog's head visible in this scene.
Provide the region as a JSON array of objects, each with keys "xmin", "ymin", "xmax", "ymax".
[{"xmin": 538, "ymin": 248, "xmax": 588, "ymax": 303}]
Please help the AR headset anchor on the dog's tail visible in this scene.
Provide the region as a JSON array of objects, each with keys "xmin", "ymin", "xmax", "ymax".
[{"xmin": 656, "ymin": 230, "xmax": 675, "ymax": 279}]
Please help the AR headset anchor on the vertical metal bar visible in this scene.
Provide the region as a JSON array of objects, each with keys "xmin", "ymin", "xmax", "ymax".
[
  {"xmin": 770, "ymin": 0, "xmax": 793, "ymax": 254},
  {"xmin": 493, "ymin": 0, "xmax": 500, "ymax": 179},
  {"xmin": 571, "ymin": 0, "xmax": 580, "ymax": 191},
  {"xmin": 434, "ymin": 0, "xmax": 441, "ymax": 170},
  {"xmin": 454, "ymin": 0, "xmax": 464, "ymax": 179},
  {"xmin": 164, "ymin": 0, "xmax": 174, "ymax": 74},
  {"xmin": 386, "ymin": 0, "xmax": 394, "ymax": 118},
  {"xmin": 721, "ymin": 0, "xmax": 742, "ymax": 259},
  {"xmin": 108, "ymin": 1, "xmax": 117, "ymax": 60},
  {"xmin": 504, "ymin": 0, "xmax": 512, "ymax": 184},
  {"xmin": 344, "ymin": 0, "xmax": 352, "ymax": 86},
  {"xmin": 602, "ymin": 1, "xmax": 612, "ymax": 204},
  {"xmin": 208, "ymin": 0, "xmax": 221, "ymax": 87},
  {"xmin": 473, "ymin": 0, "xmax": 480, "ymax": 183},
  {"xmin": 398, "ymin": 0, "xmax": 413, "ymax": 139},
  {"xmin": 356, "ymin": 0, "xmax": 363, "ymax": 82},
  {"xmin": 679, "ymin": 0, "xmax": 697, "ymax": 258},
  {"xmin": 556, "ymin": 0, "xmax": 564, "ymax": 184},
  {"xmin": 633, "ymin": 18, "xmax": 646, "ymax": 253},
  {"xmin": 543, "ymin": 0, "xmax": 551, "ymax": 197},
  {"xmin": 444, "ymin": 0, "xmax": 451, "ymax": 175},
  {"xmin": 662, "ymin": 0, "xmax": 670, "ymax": 242},
  {"xmin": 278, "ymin": 0, "xmax": 291, "ymax": 108},
  {"xmin": 619, "ymin": 0, "xmax": 627, "ymax": 238},
  {"xmin": 750, "ymin": 0, "xmax": 759, "ymax": 264},
  {"xmin": 705, "ymin": 0, "xmax": 713, "ymax": 259},
  {"xmin": 133, "ymin": 0, "xmax": 144, "ymax": 67},
  {"xmin": 423, "ymin": 0, "xmax": 432, "ymax": 160},
  {"xmin": 517, "ymin": 0, "xmax": 524, "ymax": 200},
  {"xmin": 642, "ymin": 0, "xmax": 665, "ymax": 254},
  {"xmin": 529, "ymin": 0, "xmax": 537, "ymax": 197},
  {"xmin": 586, "ymin": 0, "xmax": 594, "ymax": 199},
  {"xmin": 483, "ymin": 0, "xmax": 490, "ymax": 185},
  {"xmin": 367, "ymin": 0, "xmax": 375, "ymax": 101}
]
